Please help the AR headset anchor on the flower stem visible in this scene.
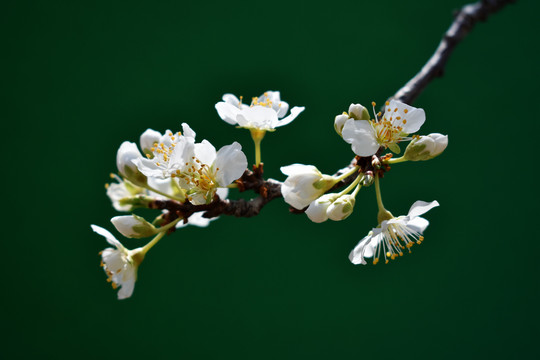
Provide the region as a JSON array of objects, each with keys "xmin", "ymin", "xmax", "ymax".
[
  {"xmin": 250, "ymin": 129, "xmax": 266, "ymax": 166},
  {"xmin": 144, "ymin": 184, "xmax": 185, "ymax": 202},
  {"xmin": 375, "ymin": 174, "xmax": 393, "ymax": 223},
  {"xmin": 374, "ymin": 174, "xmax": 385, "ymax": 210},
  {"xmin": 141, "ymin": 231, "xmax": 166, "ymax": 255},
  {"xmin": 339, "ymin": 174, "xmax": 363, "ymax": 196},
  {"xmin": 351, "ymin": 182, "xmax": 362, "ymax": 197},
  {"xmin": 155, "ymin": 217, "xmax": 182, "ymax": 233},
  {"xmin": 334, "ymin": 166, "xmax": 360, "ymax": 182},
  {"xmin": 385, "ymin": 156, "xmax": 408, "ymax": 164}
]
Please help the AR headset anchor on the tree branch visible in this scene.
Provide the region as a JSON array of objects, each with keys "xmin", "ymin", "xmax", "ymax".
[
  {"xmin": 391, "ymin": 0, "xmax": 515, "ymax": 105},
  {"xmin": 155, "ymin": 0, "xmax": 515, "ymax": 227}
]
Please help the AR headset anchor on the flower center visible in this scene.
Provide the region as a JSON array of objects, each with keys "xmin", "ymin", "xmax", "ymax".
[
  {"xmin": 373, "ymin": 221, "xmax": 424, "ymax": 265},
  {"xmin": 146, "ymin": 131, "xmax": 182, "ymax": 171},
  {"xmin": 173, "ymin": 156, "xmax": 219, "ymax": 201},
  {"xmin": 370, "ymin": 101, "xmax": 411, "ymax": 147},
  {"xmin": 251, "ymin": 94, "xmax": 273, "ymax": 108}
]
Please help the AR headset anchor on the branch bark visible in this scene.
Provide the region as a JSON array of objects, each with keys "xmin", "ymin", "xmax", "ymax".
[
  {"xmin": 156, "ymin": 0, "xmax": 515, "ymax": 226},
  {"xmin": 391, "ymin": 0, "xmax": 515, "ymax": 105}
]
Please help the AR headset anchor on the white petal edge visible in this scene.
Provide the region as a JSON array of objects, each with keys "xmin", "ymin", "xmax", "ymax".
[
  {"xmin": 407, "ymin": 200, "xmax": 440, "ymax": 219},
  {"xmin": 275, "ymin": 106, "xmax": 305, "ymax": 127},
  {"xmin": 214, "ymin": 142, "xmax": 247, "ymax": 186},
  {"xmin": 91, "ymin": 225, "xmax": 124, "ymax": 250},
  {"xmin": 215, "ymin": 102, "xmax": 241, "ymax": 125},
  {"xmin": 342, "ymin": 119, "xmax": 379, "ymax": 156}
]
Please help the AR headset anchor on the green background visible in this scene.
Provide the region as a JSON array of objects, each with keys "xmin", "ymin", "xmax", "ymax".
[{"xmin": 3, "ymin": 0, "xmax": 539, "ymax": 358}]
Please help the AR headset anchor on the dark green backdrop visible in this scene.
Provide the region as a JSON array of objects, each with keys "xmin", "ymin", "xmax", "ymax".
[{"xmin": 3, "ymin": 0, "xmax": 538, "ymax": 359}]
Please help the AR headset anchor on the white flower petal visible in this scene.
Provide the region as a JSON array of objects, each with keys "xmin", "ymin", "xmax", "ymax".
[
  {"xmin": 280, "ymin": 164, "xmax": 319, "ymax": 177},
  {"xmin": 116, "ymin": 142, "xmax": 143, "ymax": 177},
  {"xmin": 276, "ymin": 101, "xmax": 289, "ymax": 118},
  {"xmin": 134, "ymin": 157, "xmax": 161, "ymax": 178},
  {"xmin": 214, "ymin": 142, "xmax": 247, "ymax": 186},
  {"xmin": 139, "ymin": 129, "xmax": 162, "ymax": 153},
  {"xmin": 147, "ymin": 177, "xmax": 173, "ymax": 198},
  {"xmin": 177, "ymin": 212, "xmax": 212, "ymax": 228},
  {"xmin": 388, "ymin": 100, "xmax": 425, "ymax": 134},
  {"xmin": 116, "ymin": 278, "xmax": 136, "ymax": 300},
  {"xmin": 107, "ymin": 182, "xmax": 132, "ymax": 212},
  {"xmin": 281, "ymin": 165, "xmax": 329, "ymax": 210},
  {"xmin": 222, "ymin": 93, "xmax": 242, "ymax": 107},
  {"xmin": 407, "ymin": 200, "xmax": 440, "ymax": 219},
  {"xmin": 342, "ymin": 119, "xmax": 379, "ymax": 156},
  {"xmin": 215, "ymin": 102, "xmax": 241, "ymax": 125},
  {"xmin": 405, "ymin": 216, "xmax": 430, "ymax": 234},
  {"xmin": 429, "ymin": 133, "xmax": 448, "ymax": 155},
  {"xmin": 349, "ymin": 230, "xmax": 380, "ymax": 265},
  {"xmin": 216, "ymin": 187, "xmax": 229, "ymax": 199},
  {"xmin": 91, "ymin": 225, "xmax": 124, "ymax": 250},
  {"xmin": 181, "ymin": 123, "xmax": 197, "ymax": 140},
  {"xmin": 236, "ymin": 106, "xmax": 278, "ymax": 129},
  {"xmin": 305, "ymin": 194, "xmax": 337, "ymax": 223},
  {"xmin": 275, "ymin": 106, "xmax": 304, "ymax": 127},
  {"xmin": 401, "ymin": 108, "xmax": 425, "ymax": 133},
  {"xmin": 194, "ymin": 140, "xmax": 217, "ymax": 165}
]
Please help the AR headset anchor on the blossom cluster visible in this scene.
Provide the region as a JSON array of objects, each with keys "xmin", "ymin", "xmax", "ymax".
[
  {"xmin": 281, "ymin": 100, "xmax": 448, "ymax": 265},
  {"xmin": 92, "ymin": 91, "xmax": 447, "ymax": 300}
]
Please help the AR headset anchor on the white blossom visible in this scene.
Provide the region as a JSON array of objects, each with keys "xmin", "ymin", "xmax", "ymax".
[
  {"xmin": 178, "ymin": 140, "xmax": 246, "ymax": 205},
  {"xmin": 281, "ymin": 164, "xmax": 337, "ymax": 210},
  {"xmin": 349, "ymin": 200, "xmax": 439, "ymax": 265},
  {"xmin": 91, "ymin": 225, "xmax": 145, "ymax": 300},
  {"xmin": 135, "ymin": 123, "xmax": 197, "ymax": 179},
  {"xmin": 215, "ymin": 91, "xmax": 305, "ymax": 131},
  {"xmin": 342, "ymin": 100, "xmax": 425, "ymax": 156}
]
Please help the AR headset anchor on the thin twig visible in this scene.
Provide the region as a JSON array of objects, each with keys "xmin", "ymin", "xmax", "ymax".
[{"xmin": 391, "ymin": 0, "xmax": 515, "ymax": 105}]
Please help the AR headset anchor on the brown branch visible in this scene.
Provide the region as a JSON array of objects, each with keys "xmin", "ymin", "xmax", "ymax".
[
  {"xmin": 154, "ymin": 0, "xmax": 514, "ymax": 227},
  {"xmin": 391, "ymin": 0, "xmax": 515, "ymax": 105}
]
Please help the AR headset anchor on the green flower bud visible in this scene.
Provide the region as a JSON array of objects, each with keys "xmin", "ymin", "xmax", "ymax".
[
  {"xmin": 111, "ymin": 214, "xmax": 157, "ymax": 238},
  {"xmin": 327, "ymin": 194, "xmax": 356, "ymax": 221},
  {"xmin": 404, "ymin": 133, "xmax": 448, "ymax": 161}
]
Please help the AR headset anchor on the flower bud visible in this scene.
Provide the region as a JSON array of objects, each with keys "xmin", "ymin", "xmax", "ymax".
[
  {"xmin": 139, "ymin": 129, "xmax": 161, "ymax": 156},
  {"xmin": 107, "ymin": 180, "xmax": 145, "ymax": 212},
  {"xmin": 116, "ymin": 142, "xmax": 147, "ymax": 186},
  {"xmin": 404, "ymin": 133, "xmax": 448, "ymax": 161},
  {"xmin": 111, "ymin": 214, "xmax": 157, "ymax": 238},
  {"xmin": 305, "ymin": 194, "xmax": 339, "ymax": 223},
  {"xmin": 334, "ymin": 113, "xmax": 349, "ymax": 136},
  {"xmin": 281, "ymin": 164, "xmax": 337, "ymax": 210},
  {"xmin": 327, "ymin": 194, "xmax": 356, "ymax": 221},
  {"xmin": 348, "ymin": 103, "xmax": 370, "ymax": 120},
  {"xmin": 362, "ymin": 171, "xmax": 374, "ymax": 187}
]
